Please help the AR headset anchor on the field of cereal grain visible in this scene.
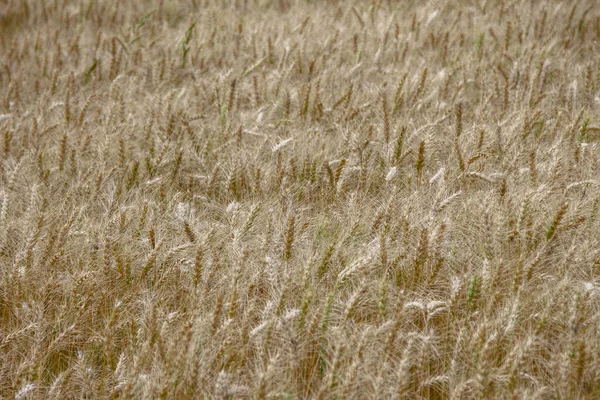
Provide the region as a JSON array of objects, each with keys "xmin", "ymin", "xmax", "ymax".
[{"xmin": 1, "ymin": 1, "xmax": 600, "ymax": 398}]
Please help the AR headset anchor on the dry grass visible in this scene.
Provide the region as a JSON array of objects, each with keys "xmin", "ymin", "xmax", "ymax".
[{"xmin": 1, "ymin": 0, "xmax": 600, "ymax": 398}]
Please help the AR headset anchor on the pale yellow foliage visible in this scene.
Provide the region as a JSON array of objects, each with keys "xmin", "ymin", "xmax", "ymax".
[{"xmin": 1, "ymin": 0, "xmax": 600, "ymax": 398}]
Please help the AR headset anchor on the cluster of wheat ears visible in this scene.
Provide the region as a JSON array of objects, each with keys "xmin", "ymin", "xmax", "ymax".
[{"xmin": 1, "ymin": 0, "xmax": 600, "ymax": 398}]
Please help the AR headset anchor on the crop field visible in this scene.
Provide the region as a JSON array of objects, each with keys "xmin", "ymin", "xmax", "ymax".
[{"xmin": 1, "ymin": 0, "xmax": 600, "ymax": 398}]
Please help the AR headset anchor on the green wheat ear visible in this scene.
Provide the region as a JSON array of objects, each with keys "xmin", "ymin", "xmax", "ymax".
[{"xmin": 546, "ymin": 203, "xmax": 569, "ymax": 241}]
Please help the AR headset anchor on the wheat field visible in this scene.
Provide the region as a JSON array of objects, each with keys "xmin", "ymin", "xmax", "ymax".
[{"xmin": 1, "ymin": 0, "xmax": 600, "ymax": 398}]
